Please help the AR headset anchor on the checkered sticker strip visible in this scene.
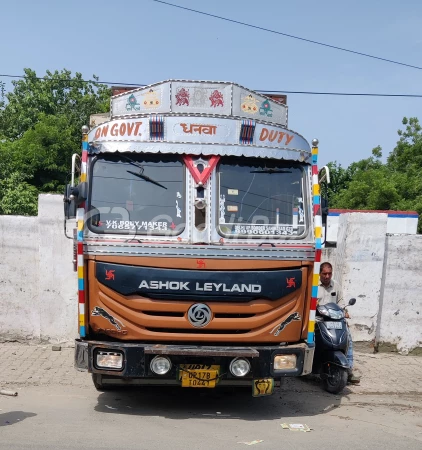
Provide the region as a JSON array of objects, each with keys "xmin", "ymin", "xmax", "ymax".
[{"xmin": 308, "ymin": 144, "xmax": 321, "ymax": 344}]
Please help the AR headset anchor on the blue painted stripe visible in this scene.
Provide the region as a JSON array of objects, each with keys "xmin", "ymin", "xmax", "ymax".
[
  {"xmin": 312, "ymin": 286, "xmax": 319, "ymax": 298},
  {"xmin": 79, "ymin": 326, "xmax": 86, "ymax": 337},
  {"xmin": 307, "ymin": 332, "xmax": 314, "ymax": 344},
  {"xmin": 314, "ymin": 195, "xmax": 320, "ymax": 205},
  {"xmin": 77, "ymin": 230, "xmax": 83, "ymax": 241},
  {"xmin": 388, "ymin": 213, "xmax": 418, "ymax": 218},
  {"xmin": 316, "ymin": 238, "xmax": 322, "ymax": 249},
  {"xmin": 78, "ymin": 279, "xmax": 84, "ymax": 290},
  {"xmin": 312, "ymin": 155, "xmax": 318, "ymax": 163},
  {"xmin": 329, "ymin": 212, "xmax": 418, "ymax": 218},
  {"xmin": 82, "ymin": 141, "xmax": 89, "ymax": 151}
]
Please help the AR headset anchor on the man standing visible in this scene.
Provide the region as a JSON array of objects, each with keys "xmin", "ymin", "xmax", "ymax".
[{"xmin": 318, "ymin": 262, "xmax": 360, "ymax": 384}]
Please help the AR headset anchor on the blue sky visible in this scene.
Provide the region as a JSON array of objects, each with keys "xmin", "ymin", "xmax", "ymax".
[{"xmin": 1, "ymin": 0, "xmax": 421, "ymax": 167}]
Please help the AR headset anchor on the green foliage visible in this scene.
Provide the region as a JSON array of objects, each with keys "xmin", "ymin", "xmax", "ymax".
[
  {"xmin": 0, "ymin": 172, "xmax": 38, "ymax": 215},
  {"xmin": 0, "ymin": 69, "xmax": 110, "ymax": 140},
  {"xmin": 326, "ymin": 118, "xmax": 422, "ymax": 233},
  {"xmin": 0, "ymin": 80, "xmax": 5, "ymax": 108},
  {"xmin": 0, "ymin": 68, "xmax": 110, "ymax": 216}
]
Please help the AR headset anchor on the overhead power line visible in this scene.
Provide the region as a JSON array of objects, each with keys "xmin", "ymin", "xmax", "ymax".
[
  {"xmin": 1, "ymin": 73, "xmax": 422, "ymax": 98},
  {"xmin": 151, "ymin": 0, "xmax": 422, "ymax": 71}
]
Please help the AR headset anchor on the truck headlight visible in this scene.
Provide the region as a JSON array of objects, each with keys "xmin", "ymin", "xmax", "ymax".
[
  {"xmin": 274, "ymin": 354, "xmax": 297, "ymax": 370},
  {"xmin": 96, "ymin": 351, "xmax": 123, "ymax": 369},
  {"xmin": 229, "ymin": 358, "xmax": 251, "ymax": 377},
  {"xmin": 150, "ymin": 356, "xmax": 172, "ymax": 375}
]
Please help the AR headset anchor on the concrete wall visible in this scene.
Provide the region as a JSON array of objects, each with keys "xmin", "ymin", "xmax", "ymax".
[
  {"xmin": 377, "ymin": 235, "xmax": 422, "ymax": 354},
  {"xmin": 334, "ymin": 213, "xmax": 388, "ymax": 342},
  {"xmin": 0, "ymin": 195, "xmax": 421, "ymax": 353},
  {"xmin": 326, "ymin": 210, "xmax": 418, "ymax": 243},
  {"xmin": 37, "ymin": 196, "xmax": 78, "ymax": 342},
  {"xmin": 0, "ymin": 195, "xmax": 77, "ymax": 344},
  {"xmin": 322, "ymin": 213, "xmax": 422, "ymax": 354},
  {"xmin": 0, "ymin": 216, "xmax": 40, "ymax": 341}
]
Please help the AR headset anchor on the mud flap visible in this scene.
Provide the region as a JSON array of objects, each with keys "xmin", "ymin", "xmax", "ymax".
[{"xmin": 74, "ymin": 340, "xmax": 88, "ymax": 371}]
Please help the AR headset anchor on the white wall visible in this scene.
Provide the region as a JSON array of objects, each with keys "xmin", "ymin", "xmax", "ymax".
[
  {"xmin": 0, "ymin": 196, "xmax": 421, "ymax": 353},
  {"xmin": 334, "ymin": 213, "xmax": 388, "ymax": 342},
  {"xmin": 326, "ymin": 211, "xmax": 418, "ymax": 243},
  {"xmin": 37, "ymin": 196, "xmax": 78, "ymax": 342},
  {"xmin": 0, "ymin": 215, "xmax": 40, "ymax": 341},
  {"xmin": 0, "ymin": 195, "xmax": 77, "ymax": 344},
  {"xmin": 377, "ymin": 235, "xmax": 422, "ymax": 354}
]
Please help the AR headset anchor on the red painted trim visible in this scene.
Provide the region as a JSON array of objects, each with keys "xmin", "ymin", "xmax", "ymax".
[{"xmin": 78, "ymin": 290, "xmax": 85, "ymax": 303}]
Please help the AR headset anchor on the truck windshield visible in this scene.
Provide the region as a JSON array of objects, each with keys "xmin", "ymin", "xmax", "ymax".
[
  {"xmin": 218, "ymin": 158, "xmax": 307, "ymax": 238},
  {"xmin": 88, "ymin": 154, "xmax": 185, "ymax": 235}
]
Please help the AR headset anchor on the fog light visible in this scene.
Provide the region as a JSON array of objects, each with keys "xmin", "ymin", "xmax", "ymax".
[
  {"xmin": 150, "ymin": 356, "xmax": 172, "ymax": 375},
  {"xmin": 96, "ymin": 351, "xmax": 123, "ymax": 369},
  {"xmin": 274, "ymin": 354, "xmax": 297, "ymax": 370},
  {"xmin": 229, "ymin": 358, "xmax": 251, "ymax": 377}
]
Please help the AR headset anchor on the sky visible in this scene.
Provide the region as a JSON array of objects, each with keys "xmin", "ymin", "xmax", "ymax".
[{"xmin": 1, "ymin": 0, "xmax": 422, "ymax": 167}]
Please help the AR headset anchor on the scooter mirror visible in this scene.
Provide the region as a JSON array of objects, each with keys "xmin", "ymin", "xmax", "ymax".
[{"xmin": 349, "ymin": 298, "xmax": 357, "ymax": 306}]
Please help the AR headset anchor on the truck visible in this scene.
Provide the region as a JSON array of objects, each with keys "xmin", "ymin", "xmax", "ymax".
[{"xmin": 64, "ymin": 79, "xmax": 324, "ymax": 397}]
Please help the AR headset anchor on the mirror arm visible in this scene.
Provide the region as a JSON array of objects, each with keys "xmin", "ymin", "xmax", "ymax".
[{"xmin": 319, "ymin": 165, "xmax": 331, "ymax": 185}]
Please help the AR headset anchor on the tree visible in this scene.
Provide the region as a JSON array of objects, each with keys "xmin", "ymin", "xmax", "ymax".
[
  {"xmin": 327, "ymin": 118, "xmax": 422, "ymax": 233},
  {"xmin": 0, "ymin": 68, "xmax": 110, "ymax": 140},
  {"xmin": 0, "ymin": 69, "xmax": 110, "ymax": 215}
]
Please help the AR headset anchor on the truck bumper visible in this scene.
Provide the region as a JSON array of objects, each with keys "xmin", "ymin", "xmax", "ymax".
[{"xmin": 75, "ymin": 340, "xmax": 314, "ymax": 386}]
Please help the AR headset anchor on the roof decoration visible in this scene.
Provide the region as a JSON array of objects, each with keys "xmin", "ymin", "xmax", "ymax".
[
  {"xmin": 88, "ymin": 80, "xmax": 311, "ymax": 162},
  {"xmin": 111, "ymin": 80, "xmax": 287, "ymax": 127}
]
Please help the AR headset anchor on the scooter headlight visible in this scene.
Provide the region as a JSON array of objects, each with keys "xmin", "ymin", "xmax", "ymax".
[
  {"xmin": 317, "ymin": 305, "xmax": 329, "ymax": 317},
  {"xmin": 327, "ymin": 308, "xmax": 344, "ymax": 319},
  {"xmin": 317, "ymin": 305, "xmax": 344, "ymax": 320}
]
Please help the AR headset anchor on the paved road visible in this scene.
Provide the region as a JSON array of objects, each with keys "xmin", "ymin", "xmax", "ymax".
[{"xmin": 1, "ymin": 344, "xmax": 421, "ymax": 449}]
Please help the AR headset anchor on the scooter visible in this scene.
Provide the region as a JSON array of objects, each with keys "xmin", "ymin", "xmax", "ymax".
[{"xmin": 312, "ymin": 297, "xmax": 356, "ymax": 394}]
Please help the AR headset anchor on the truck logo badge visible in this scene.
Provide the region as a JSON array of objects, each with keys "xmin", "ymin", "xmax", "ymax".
[
  {"xmin": 91, "ymin": 307, "xmax": 124, "ymax": 331},
  {"xmin": 270, "ymin": 312, "xmax": 301, "ymax": 337},
  {"xmin": 188, "ymin": 304, "xmax": 212, "ymax": 328}
]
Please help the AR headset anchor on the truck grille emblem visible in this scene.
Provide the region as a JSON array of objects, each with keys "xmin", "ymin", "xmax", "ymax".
[{"xmin": 188, "ymin": 304, "xmax": 212, "ymax": 328}]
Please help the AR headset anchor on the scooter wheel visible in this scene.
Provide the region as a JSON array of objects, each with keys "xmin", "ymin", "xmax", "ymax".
[{"xmin": 322, "ymin": 366, "xmax": 348, "ymax": 394}]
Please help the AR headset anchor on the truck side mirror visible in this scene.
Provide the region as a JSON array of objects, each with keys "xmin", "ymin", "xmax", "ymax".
[
  {"xmin": 64, "ymin": 184, "xmax": 77, "ymax": 219},
  {"xmin": 64, "ymin": 182, "xmax": 87, "ymax": 219}
]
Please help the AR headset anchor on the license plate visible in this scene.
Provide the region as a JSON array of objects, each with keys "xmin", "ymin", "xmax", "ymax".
[
  {"xmin": 326, "ymin": 321, "xmax": 342, "ymax": 329},
  {"xmin": 252, "ymin": 378, "xmax": 275, "ymax": 397},
  {"xmin": 179, "ymin": 365, "xmax": 220, "ymax": 388}
]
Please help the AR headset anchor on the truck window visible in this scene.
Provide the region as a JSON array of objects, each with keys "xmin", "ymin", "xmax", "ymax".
[
  {"xmin": 217, "ymin": 158, "xmax": 306, "ymax": 238},
  {"xmin": 88, "ymin": 154, "xmax": 185, "ymax": 235}
]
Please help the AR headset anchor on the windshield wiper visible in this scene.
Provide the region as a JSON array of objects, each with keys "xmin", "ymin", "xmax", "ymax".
[
  {"xmin": 119, "ymin": 154, "xmax": 167, "ymax": 190},
  {"xmin": 127, "ymin": 170, "xmax": 167, "ymax": 189},
  {"xmin": 250, "ymin": 169, "xmax": 292, "ymax": 174}
]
